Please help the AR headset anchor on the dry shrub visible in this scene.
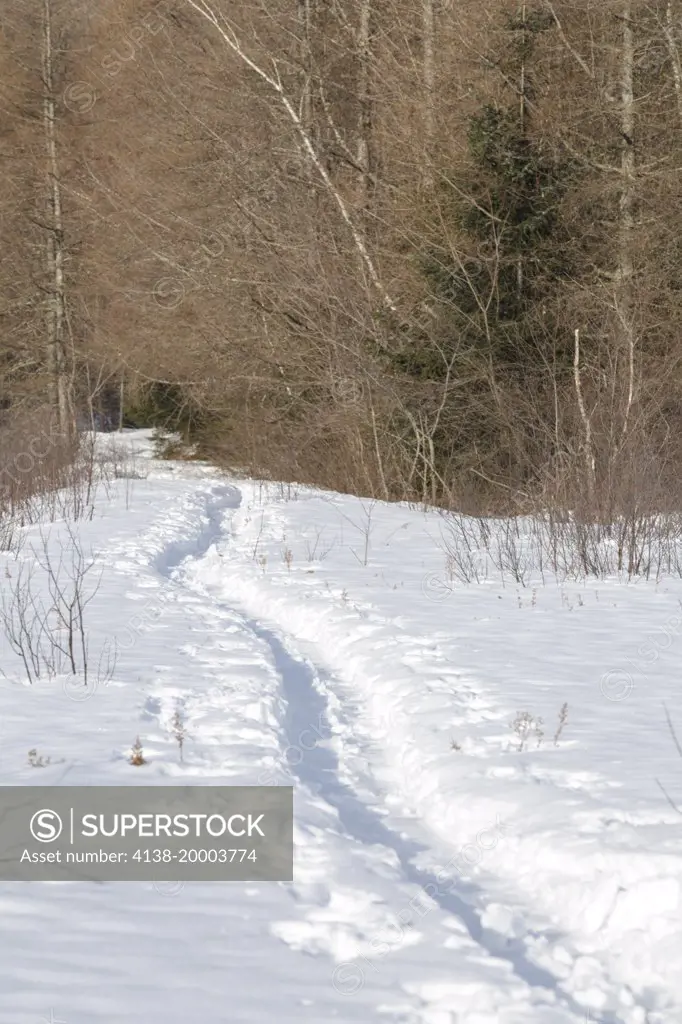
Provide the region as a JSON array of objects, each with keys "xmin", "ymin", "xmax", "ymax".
[{"xmin": 0, "ymin": 408, "xmax": 103, "ymax": 548}]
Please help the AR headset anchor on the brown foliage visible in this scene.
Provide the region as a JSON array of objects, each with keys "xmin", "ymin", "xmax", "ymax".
[{"xmin": 1, "ymin": 0, "xmax": 682, "ymax": 518}]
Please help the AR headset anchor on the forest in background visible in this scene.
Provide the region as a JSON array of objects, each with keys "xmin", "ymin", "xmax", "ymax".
[{"xmin": 1, "ymin": 0, "xmax": 682, "ymax": 518}]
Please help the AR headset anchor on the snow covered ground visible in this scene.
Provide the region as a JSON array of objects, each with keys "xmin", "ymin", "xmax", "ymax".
[{"xmin": 0, "ymin": 429, "xmax": 680, "ymax": 1024}]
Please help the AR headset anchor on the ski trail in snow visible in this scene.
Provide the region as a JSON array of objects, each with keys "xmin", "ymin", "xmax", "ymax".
[
  {"xmin": 137, "ymin": 493, "xmax": 553, "ymax": 1020},
  {"xmin": 152, "ymin": 482, "xmax": 240, "ymax": 576},
  {"xmin": 254, "ymin": 629, "xmax": 560, "ymax": 978},
  {"xmin": 1, "ymin": 442, "xmax": 674, "ymax": 1023},
  {"xmin": 178, "ymin": 483, "xmax": 654, "ymax": 1024},
  {"xmin": 157, "ymin": 483, "xmax": 623, "ymax": 1024},
  {"xmin": 243, "ymin": 622, "xmax": 630, "ymax": 1024}
]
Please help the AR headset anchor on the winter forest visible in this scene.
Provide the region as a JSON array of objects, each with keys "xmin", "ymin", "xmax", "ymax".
[
  {"xmin": 4, "ymin": 6, "xmax": 682, "ymax": 1021},
  {"xmin": 3, "ymin": 0, "xmax": 680, "ymax": 516}
]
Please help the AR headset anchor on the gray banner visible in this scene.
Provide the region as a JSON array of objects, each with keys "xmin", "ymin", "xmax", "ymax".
[{"xmin": 0, "ymin": 786, "xmax": 293, "ymax": 881}]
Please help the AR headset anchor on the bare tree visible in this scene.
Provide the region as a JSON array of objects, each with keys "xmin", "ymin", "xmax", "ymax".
[
  {"xmin": 177, "ymin": 0, "xmax": 396, "ymax": 310},
  {"xmin": 616, "ymin": 0, "xmax": 636, "ymax": 441},
  {"xmin": 42, "ymin": 0, "xmax": 71, "ymax": 433},
  {"xmin": 422, "ymin": 0, "xmax": 435, "ymax": 187},
  {"xmin": 357, "ymin": 0, "xmax": 375, "ymax": 220}
]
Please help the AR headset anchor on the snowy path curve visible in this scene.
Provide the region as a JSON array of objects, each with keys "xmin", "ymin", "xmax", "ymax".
[
  {"xmin": 2, "ymin": 439, "xmax": 676, "ymax": 1024},
  {"xmin": 153, "ymin": 484, "xmax": 570, "ymax": 1023},
  {"xmin": 166, "ymin": 481, "xmax": 641, "ymax": 1024}
]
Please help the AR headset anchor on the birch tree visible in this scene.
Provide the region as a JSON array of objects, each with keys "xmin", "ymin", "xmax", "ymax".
[{"xmin": 177, "ymin": 0, "xmax": 396, "ymax": 310}]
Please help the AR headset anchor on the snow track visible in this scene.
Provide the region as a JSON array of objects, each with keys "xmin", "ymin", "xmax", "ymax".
[
  {"xmin": 167, "ymin": 484, "xmax": 628, "ymax": 1024},
  {"xmin": 163, "ymin": 488, "xmax": 569, "ymax": 1023},
  {"xmin": 0, "ymin": 437, "xmax": 679, "ymax": 1023}
]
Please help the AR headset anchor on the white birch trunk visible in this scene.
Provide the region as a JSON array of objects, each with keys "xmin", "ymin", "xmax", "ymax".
[
  {"xmin": 180, "ymin": 0, "xmax": 396, "ymax": 310},
  {"xmin": 664, "ymin": 0, "xmax": 682, "ymax": 128}
]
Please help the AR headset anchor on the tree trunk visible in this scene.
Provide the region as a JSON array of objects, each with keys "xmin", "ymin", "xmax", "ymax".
[
  {"xmin": 180, "ymin": 0, "xmax": 396, "ymax": 311},
  {"xmin": 517, "ymin": 2, "xmax": 528, "ymax": 301},
  {"xmin": 357, "ymin": 0, "xmax": 375, "ymax": 225},
  {"xmin": 42, "ymin": 0, "xmax": 70, "ymax": 435},
  {"xmin": 618, "ymin": 0, "xmax": 636, "ymax": 439},
  {"xmin": 664, "ymin": 0, "xmax": 682, "ymax": 128},
  {"xmin": 298, "ymin": 0, "xmax": 313, "ymax": 166},
  {"xmin": 422, "ymin": 0, "xmax": 434, "ymax": 188}
]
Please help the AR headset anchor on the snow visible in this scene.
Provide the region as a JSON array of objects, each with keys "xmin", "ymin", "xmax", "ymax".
[{"xmin": 0, "ymin": 429, "xmax": 679, "ymax": 1023}]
